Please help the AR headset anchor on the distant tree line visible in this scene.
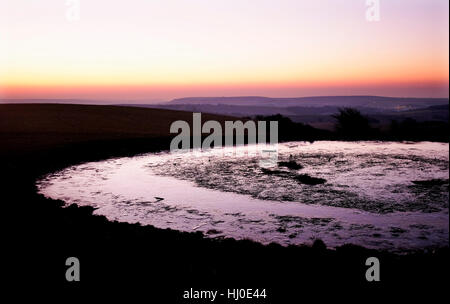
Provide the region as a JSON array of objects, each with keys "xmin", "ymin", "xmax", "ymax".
[{"xmin": 255, "ymin": 108, "xmax": 449, "ymax": 142}]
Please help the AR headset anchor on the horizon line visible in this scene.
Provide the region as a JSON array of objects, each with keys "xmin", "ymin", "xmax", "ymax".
[{"xmin": 1, "ymin": 94, "xmax": 449, "ymax": 104}]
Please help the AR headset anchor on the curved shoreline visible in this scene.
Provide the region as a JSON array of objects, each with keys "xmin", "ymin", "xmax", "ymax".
[{"xmin": 37, "ymin": 141, "xmax": 449, "ymax": 252}]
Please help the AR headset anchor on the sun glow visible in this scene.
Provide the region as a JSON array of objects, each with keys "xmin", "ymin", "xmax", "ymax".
[{"xmin": 1, "ymin": 0, "xmax": 448, "ymax": 100}]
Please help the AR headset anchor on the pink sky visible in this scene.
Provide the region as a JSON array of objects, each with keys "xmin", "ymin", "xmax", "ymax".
[{"xmin": 1, "ymin": 0, "xmax": 448, "ymax": 101}]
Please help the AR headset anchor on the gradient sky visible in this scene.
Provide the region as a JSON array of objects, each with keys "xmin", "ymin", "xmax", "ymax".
[{"xmin": 0, "ymin": 0, "xmax": 448, "ymax": 101}]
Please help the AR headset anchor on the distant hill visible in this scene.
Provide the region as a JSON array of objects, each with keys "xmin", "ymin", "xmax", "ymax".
[
  {"xmin": 168, "ymin": 96, "xmax": 449, "ymax": 110},
  {"xmin": 122, "ymin": 96, "xmax": 448, "ymax": 129},
  {"xmin": 3, "ymin": 97, "xmax": 447, "ymax": 132}
]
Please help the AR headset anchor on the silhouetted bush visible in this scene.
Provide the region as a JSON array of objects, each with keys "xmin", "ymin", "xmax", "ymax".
[{"xmin": 332, "ymin": 108, "xmax": 373, "ymax": 139}]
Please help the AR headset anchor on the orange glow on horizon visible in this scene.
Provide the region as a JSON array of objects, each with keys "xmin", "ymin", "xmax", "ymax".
[
  {"xmin": 1, "ymin": 0, "xmax": 448, "ymax": 100},
  {"xmin": 2, "ymin": 79, "xmax": 448, "ymax": 101}
]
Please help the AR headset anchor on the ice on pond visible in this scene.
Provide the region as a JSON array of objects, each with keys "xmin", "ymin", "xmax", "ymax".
[{"xmin": 37, "ymin": 141, "xmax": 449, "ymax": 252}]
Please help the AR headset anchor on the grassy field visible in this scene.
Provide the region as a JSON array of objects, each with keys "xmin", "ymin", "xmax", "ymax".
[
  {"xmin": 1, "ymin": 104, "xmax": 448, "ymax": 299},
  {"xmin": 0, "ymin": 104, "xmax": 232, "ymax": 154}
]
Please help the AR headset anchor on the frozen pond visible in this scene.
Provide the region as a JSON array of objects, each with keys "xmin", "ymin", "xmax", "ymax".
[{"xmin": 37, "ymin": 141, "xmax": 449, "ymax": 252}]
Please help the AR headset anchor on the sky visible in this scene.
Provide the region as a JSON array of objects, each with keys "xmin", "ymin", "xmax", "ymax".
[{"xmin": 0, "ymin": 0, "xmax": 448, "ymax": 102}]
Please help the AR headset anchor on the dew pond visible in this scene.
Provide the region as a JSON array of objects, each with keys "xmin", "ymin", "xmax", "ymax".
[{"xmin": 37, "ymin": 141, "xmax": 449, "ymax": 252}]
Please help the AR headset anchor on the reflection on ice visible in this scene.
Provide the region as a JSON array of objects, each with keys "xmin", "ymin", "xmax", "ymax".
[{"xmin": 37, "ymin": 141, "xmax": 449, "ymax": 252}]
